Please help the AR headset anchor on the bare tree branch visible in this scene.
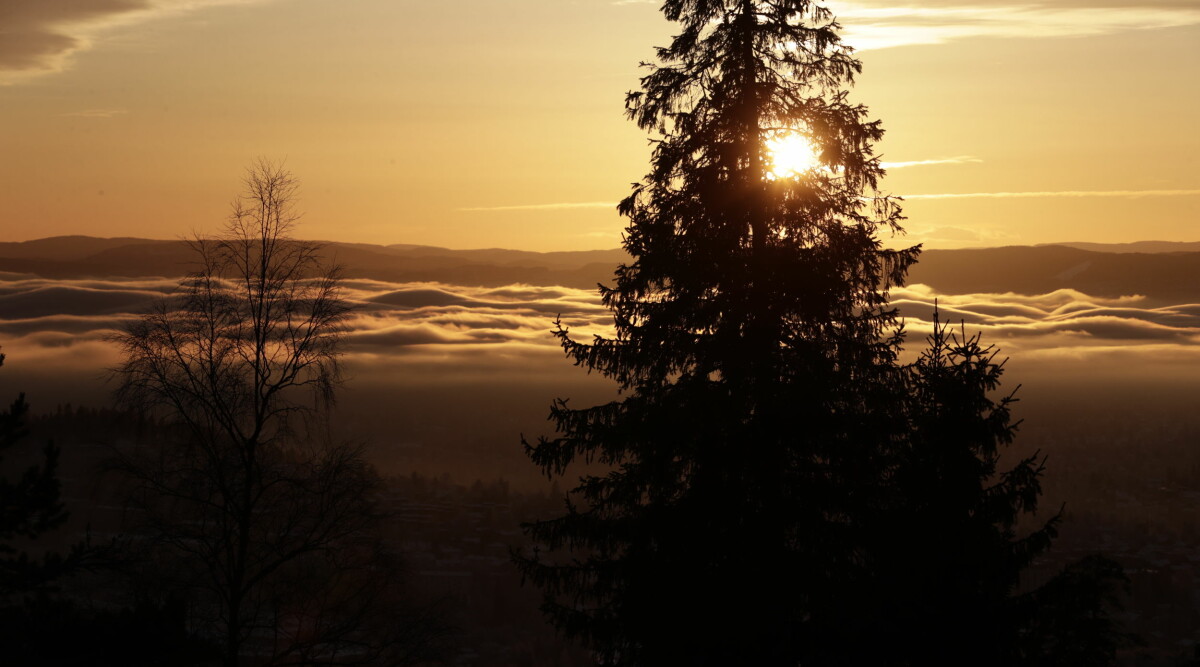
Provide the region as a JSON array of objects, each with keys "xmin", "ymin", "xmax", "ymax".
[{"xmin": 108, "ymin": 162, "xmax": 439, "ymax": 666}]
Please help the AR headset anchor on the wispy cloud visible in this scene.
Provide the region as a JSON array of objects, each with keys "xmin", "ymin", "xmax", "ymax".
[
  {"xmin": 58, "ymin": 108, "xmax": 129, "ymax": 118},
  {"xmin": 0, "ymin": 0, "xmax": 276, "ymax": 83},
  {"xmin": 831, "ymin": 2, "xmax": 1200, "ymax": 51},
  {"xmin": 615, "ymin": 1, "xmax": 1200, "ymax": 50},
  {"xmin": 904, "ymin": 189, "xmax": 1200, "ymax": 200},
  {"xmin": 458, "ymin": 202, "xmax": 617, "ymax": 212},
  {"xmin": 881, "ymin": 156, "xmax": 981, "ymax": 169}
]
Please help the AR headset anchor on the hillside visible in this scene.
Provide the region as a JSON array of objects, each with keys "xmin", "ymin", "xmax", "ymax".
[{"xmin": 2, "ymin": 236, "xmax": 1199, "ymax": 303}]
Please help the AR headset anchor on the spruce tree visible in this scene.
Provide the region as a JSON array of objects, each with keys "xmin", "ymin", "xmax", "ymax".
[
  {"xmin": 864, "ymin": 317, "xmax": 1056, "ymax": 665},
  {"xmin": 518, "ymin": 1, "xmax": 916, "ymax": 664},
  {"xmin": 860, "ymin": 316, "xmax": 1129, "ymax": 666},
  {"xmin": 518, "ymin": 1, "xmax": 1128, "ymax": 664},
  {"xmin": 0, "ymin": 350, "xmax": 74, "ymax": 595}
]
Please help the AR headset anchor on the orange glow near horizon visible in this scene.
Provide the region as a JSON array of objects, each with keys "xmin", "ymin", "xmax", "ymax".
[{"xmin": 0, "ymin": 0, "xmax": 1195, "ymax": 251}]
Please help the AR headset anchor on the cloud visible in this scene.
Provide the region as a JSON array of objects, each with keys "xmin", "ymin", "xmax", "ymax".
[
  {"xmin": 881, "ymin": 156, "xmax": 980, "ymax": 169},
  {"xmin": 904, "ymin": 189, "xmax": 1200, "ymax": 200},
  {"xmin": 1, "ymin": 276, "xmax": 1197, "ymax": 399},
  {"xmin": 614, "ymin": 1, "xmax": 1200, "ymax": 50},
  {"xmin": 892, "ymin": 285, "xmax": 1200, "ymax": 353},
  {"xmin": 57, "ymin": 108, "xmax": 129, "ymax": 118},
  {"xmin": 458, "ymin": 202, "xmax": 618, "ymax": 213},
  {"xmin": 0, "ymin": 280, "xmax": 176, "ymax": 319},
  {"xmin": 841, "ymin": 0, "xmax": 1198, "ymax": 10},
  {"xmin": 348, "ymin": 324, "xmax": 485, "ymax": 349},
  {"xmin": 0, "ymin": 276, "xmax": 611, "ymax": 357},
  {"xmin": 1, "ymin": 273, "xmax": 1197, "ymax": 442},
  {"xmin": 365, "ymin": 288, "xmax": 475, "ymax": 309},
  {"xmin": 829, "ymin": 2, "xmax": 1200, "ymax": 51},
  {"xmin": 0, "ymin": 277, "xmax": 1193, "ymax": 353},
  {"xmin": 0, "ymin": 315, "xmax": 136, "ymax": 338},
  {"xmin": 0, "ymin": 0, "xmax": 274, "ymax": 83}
]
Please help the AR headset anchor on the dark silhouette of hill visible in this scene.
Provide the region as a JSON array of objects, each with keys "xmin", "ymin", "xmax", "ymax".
[
  {"xmin": 0, "ymin": 236, "xmax": 154, "ymax": 262},
  {"xmin": 1038, "ymin": 240, "xmax": 1200, "ymax": 253},
  {"xmin": 0, "ymin": 236, "xmax": 627, "ymax": 289},
  {"xmin": 909, "ymin": 246, "xmax": 1200, "ymax": 304},
  {"xmin": 380, "ymin": 244, "xmax": 629, "ymax": 270},
  {"xmin": 2, "ymin": 236, "xmax": 1199, "ymax": 302}
]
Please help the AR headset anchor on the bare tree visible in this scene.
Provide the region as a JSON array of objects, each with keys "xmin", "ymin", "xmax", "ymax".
[{"xmin": 111, "ymin": 161, "xmax": 443, "ymax": 666}]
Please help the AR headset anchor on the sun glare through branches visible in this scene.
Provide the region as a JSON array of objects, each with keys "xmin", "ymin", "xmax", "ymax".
[{"xmin": 767, "ymin": 132, "xmax": 822, "ymax": 179}]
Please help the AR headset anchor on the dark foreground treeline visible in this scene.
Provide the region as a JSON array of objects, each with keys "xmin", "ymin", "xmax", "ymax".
[
  {"xmin": 2, "ymin": 402, "xmax": 1197, "ymax": 666},
  {"xmin": 2, "ymin": 400, "xmax": 578, "ymax": 666},
  {"xmin": 0, "ymin": 401, "xmax": 454, "ymax": 667}
]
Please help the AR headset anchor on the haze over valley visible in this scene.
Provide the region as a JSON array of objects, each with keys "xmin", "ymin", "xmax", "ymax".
[{"xmin": 1, "ymin": 235, "xmax": 1196, "ymax": 480}]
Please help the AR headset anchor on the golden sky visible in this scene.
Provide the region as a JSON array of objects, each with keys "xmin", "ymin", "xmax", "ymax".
[{"xmin": 1, "ymin": 0, "xmax": 1197, "ymax": 251}]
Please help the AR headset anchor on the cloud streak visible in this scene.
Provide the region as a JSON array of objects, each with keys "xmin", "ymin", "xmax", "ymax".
[
  {"xmin": 831, "ymin": 2, "xmax": 1200, "ymax": 51},
  {"xmin": 57, "ymin": 109, "xmax": 129, "ymax": 118},
  {"xmin": 904, "ymin": 189, "xmax": 1200, "ymax": 200},
  {"xmin": 457, "ymin": 202, "xmax": 618, "ymax": 212},
  {"xmin": 881, "ymin": 156, "xmax": 980, "ymax": 169},
  {"xmin": 614, "ymin": 2, "xmax": 1200, "ymax": 51},
  {"xmin": 0, "ymin": 0, "xmax": 274, "ymax": 83}
]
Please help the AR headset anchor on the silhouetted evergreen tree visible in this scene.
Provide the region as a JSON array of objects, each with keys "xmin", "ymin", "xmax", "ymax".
[
  {"xmin": 855, "ymin": 316, "xmax": 1127, "ymax": 665},
  {"xmin": 0, "ymin": 350, "xmax": 79, "ymax": 595},
  {"xmin": 1018, "ymin": 554, "xmax": 1131, "ymax": 665},
  {"xmin": 517, "ymin": 2, "xmax": 1125, "ymax": 665},
  {"xmin": 863, "ymin": 317, "xmax": 1052, "ymax": 664},
  {"xmin": 517, "ymin": 1, "xmax": 915, "ymax": 664}
]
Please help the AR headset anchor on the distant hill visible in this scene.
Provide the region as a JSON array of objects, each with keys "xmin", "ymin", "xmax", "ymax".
[
  {"xmin": 2, "ymin": 236, "xmax": 1198, "ymax": 303},
  {"xmin": 0, "ymin": 236, "xmax": 628, "ymax": 289},
  {"xmin": 1037, "ymin": 241, "xmax": 1200, "ymax": 253},
  {"xmin": 0, "ymin": 236, "xmax": 156, "ymax": 262},
  {"xmin": 909, "ymin": 245, "xmax": 1200, "ymax": 304}
]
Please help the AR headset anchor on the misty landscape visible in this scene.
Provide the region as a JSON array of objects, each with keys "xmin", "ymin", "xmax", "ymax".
[
  {"xmin": 2, "ymin": 234, "xmax": 1199, "ymax": 663},
  {"xmin": 3, "ymin": 0, "xmax": 1200, "ymax": 665}
]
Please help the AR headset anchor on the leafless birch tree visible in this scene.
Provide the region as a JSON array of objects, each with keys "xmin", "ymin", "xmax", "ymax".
[{"xmin": 111, "ymin": 161, "xmax": 443, "ymax": 666}]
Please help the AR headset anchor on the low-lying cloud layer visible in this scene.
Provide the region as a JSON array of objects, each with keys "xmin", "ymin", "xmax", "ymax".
[
  {"xmin": 0, "ymin": 274, "xmax": 1195, "ymax": 469},
  {"xmin": 1, "ymin": 276, "xmax": 1197, "ymax": 376},
  {"xmin": 892, "ymin": 286, "xmax": 1200, "ymax": 357}
]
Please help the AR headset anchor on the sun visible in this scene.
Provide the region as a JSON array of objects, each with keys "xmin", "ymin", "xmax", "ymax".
[{"xmin": 766, "ymin": 133, "xmax": 820, "ymax": 179}]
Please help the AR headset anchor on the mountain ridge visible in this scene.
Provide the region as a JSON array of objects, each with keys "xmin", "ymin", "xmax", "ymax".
[{"xmin": 1, "ymin": 236, "xmax": 1197, "ymax": 303}]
